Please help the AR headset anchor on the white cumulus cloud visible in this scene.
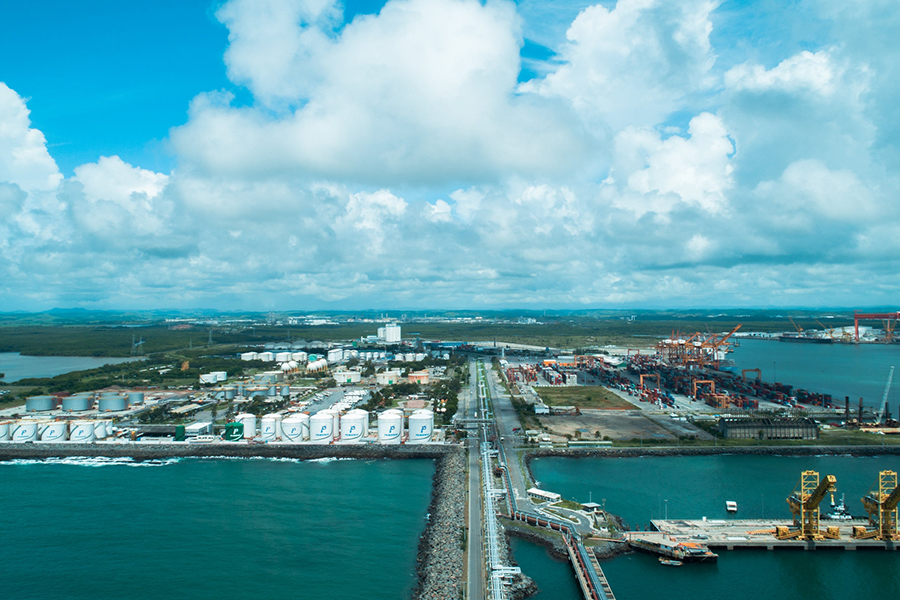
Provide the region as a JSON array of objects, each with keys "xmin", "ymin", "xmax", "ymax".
[{"xmin": 0, "ymin": 83, "xmax": 62, "ymax": 193}]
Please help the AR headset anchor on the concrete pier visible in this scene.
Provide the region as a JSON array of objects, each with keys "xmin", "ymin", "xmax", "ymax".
[{"xmin": 639, "ymin": 519, "xmax": 898, "ymax": 551}]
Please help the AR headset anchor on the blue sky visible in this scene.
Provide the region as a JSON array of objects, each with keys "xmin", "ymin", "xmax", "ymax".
[{"xmin": 1, "ymin": 0, "xmax": 898, "ymax": 311}]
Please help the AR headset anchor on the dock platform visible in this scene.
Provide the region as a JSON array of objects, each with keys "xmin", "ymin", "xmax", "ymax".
[{"xmin": 639, "ymin": 519, "xmax": 898, "ymax": 551}]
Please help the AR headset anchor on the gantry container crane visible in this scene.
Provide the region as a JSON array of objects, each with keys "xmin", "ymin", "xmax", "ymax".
[
  {"xmin": 777, "ymin": 471, "xmax": 840, "ymax": 540},
  {"xmin": 852, "ymin": 470, "xmax": 900, "ymax": 540}
]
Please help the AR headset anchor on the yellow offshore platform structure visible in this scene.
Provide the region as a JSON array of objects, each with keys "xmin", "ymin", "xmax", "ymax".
[
  {"xmin": 852, "ymin": 470, "xmax": 900, "ymax": 540},
  {"xmin": 777, "ymin": 471, "xmax": 841, "ymax": 540}
]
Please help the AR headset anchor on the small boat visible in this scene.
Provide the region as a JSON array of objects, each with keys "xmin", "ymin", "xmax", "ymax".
[
  {"xmin": 659, "ymin": 557, "xmax": 683, "ymax": 567},
  {"xmin": 187, "ymin": 435, "xmax": 218, "ymax": 444},
  {"xmin": 825, "ymin": 493, "xmax": 853, "ymax": 521},
  {"xmin": 726, "ymin": 501, "xmax": 738, "ymax": 513}
]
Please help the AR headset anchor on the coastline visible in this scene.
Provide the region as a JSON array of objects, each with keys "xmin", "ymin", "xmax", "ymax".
[{"xmin": 0, "ymin": 441, "xmax": 454, "ymax": 462}]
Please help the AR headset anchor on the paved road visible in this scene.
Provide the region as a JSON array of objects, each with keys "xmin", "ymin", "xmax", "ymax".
[
  {"xmin": 483, "ymin": 361, "xmax": 534, "ymax": 511},
  {"xmin": 466, "ymin": 358, "xmax": 485, "ymax": 600}
]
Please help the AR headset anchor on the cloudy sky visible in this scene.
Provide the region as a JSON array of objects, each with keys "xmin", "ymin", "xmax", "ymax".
[{"xmin": 1, "ymin": 0, "xmax": 898, "ymax": 311}]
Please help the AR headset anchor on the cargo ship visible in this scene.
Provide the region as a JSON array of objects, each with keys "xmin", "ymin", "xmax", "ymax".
[{"xmin": 778, "ymin": 333, "xmax": 833, "ymax": 344}]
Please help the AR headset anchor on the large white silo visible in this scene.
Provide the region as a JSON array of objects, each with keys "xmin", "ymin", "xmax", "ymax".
[
  {"xmin": 0, "ymin": 420, "xmax": 10, "ymax": 441},
  {"xmin": 282, "ymin": 415, "xmax": 308, "ymax": 443},
  {"xmin": 348, "ymin": 409, "xmax": 370, "ymax": 437},
  {"xmin": 377, "ymin": 411, "xmax": 403, "ymax": 444},
  {"xmin": 309, "ymin": 412, "xmax": 334, "ymax": 443},
  {"xmin": 237, "ymin": 413, "xmax": 257, "ymax": 439},
  {"xmin": 39, "ymin": 421, "xmax": 67, "ymax": 442},
  {"xmin": 328, "ymin": 411, "xmax": 341, "ymax": 439},
  {"xmin": 260, "ymin": 415, "xmax": 279, "ymax": 442},
  {"xmin": 339, "ymin": 411, "xmax": 366, "ymax": 443},
  {"xmin": 275, "ymin": 352, "xmax": 292, "ymax": 363},
  {"xmin": 407, "ymin": 410, "xmax": 434, "ymax": 444},
  {"xmin": 93, "ymin": 420, "xmax": 108, "ymax": 439},
  {"xmin": 69, "ymin": 421, "xmax": 96, "ymax": 443},
  {"xmin": 11, "ymin": 421, "xmax": 38, "ymax": 443}
]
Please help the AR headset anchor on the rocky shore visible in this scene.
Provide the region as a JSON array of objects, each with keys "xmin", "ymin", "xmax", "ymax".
[{"xmin": 411, "ymin": 446, "xmax": 466, "ymax": 600}]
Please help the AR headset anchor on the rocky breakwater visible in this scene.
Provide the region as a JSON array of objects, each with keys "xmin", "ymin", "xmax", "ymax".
[
  {"xmin": 0, "ymin": 441, "xmax": 453, "ymax": 462},
  {"xmin": 413, "ymin": 446, "xmax": 466, "ymax": 600}
]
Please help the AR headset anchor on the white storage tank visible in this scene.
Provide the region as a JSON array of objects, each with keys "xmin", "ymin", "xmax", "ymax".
[
  {"xmin": 237, "ymin": 413, "xmax": 257, "ymax": 439},
  {"xmin": 258, "ymin": 352, "xmax": 275, "ymax": 362},
  {"xmin": 241, "ymin": 352, "xmax": 258, "ymax": 361},
  {"xmin": 26, "ymin": 395, "xmax": 55, "ymax": 412},
  {"xmin": 99, "ymin": 396, "xmax": 127, "ymax": 412},
  {"xmin": 260, "ymin": 415, "xmax": 282, "ymax": 442},
  {"xmin": 267, "ymin": 385, "xmax": 277, "ymax": 396},
  {"xmin": 292, "ymin": 352, "xmax": 308, "ymax": 362},
  {"xmin": 11, "ymin": 421, "xmax": 38, "ymax": 442},
  {"xmin": 309, "ymin": 412, "xmax": 334, "ymax": 443},
  {"xmin": 224, "ymin": 387, "xmax": 236, "ymax": 400},
  {"xmin": 407, "ymin": 410, "xmax": 434, "ymax": 444},
  {"xmin": 213, "ymin": 371, "xmax": 227, "ymax": 382},
  {"xmin": 93, "ymin": 420, "xmax": 108, "ymax": 439},
  {"xmin": 340, "ymin": 410, "xmax": 366, "ymax": 443},
  {"xmin": 39, "ymin": 421, "xmax": 67, "ymax": 442},
  {"xmin": 69, "ymin": 421, "xmax": 96, "ymax": 443},
  {"xmin": 281, "ymin": 385, "xmax": 290, "ymax": 397},
  {"xmin": 282, "ymin": 414, "xmax": 309, "ymax": 443},
  {"xmin": 63, "ymin": 395, "xmax": 93, "ymax": 412},
  {"xmin": 0, "ymin": 420, "xmax": 10, "ymax": 441},
  {"xmin": 377, "ymin": 410, "xmax": 403, "ymax": 444},
  {"xmin": 127, "ymin": 392, "xmax": 144, "ymax": 405}
]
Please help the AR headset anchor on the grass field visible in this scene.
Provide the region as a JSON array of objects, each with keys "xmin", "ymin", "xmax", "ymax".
[{"xmin": 536, "ymin": 386, "xmax": 634, "ymax": 410}]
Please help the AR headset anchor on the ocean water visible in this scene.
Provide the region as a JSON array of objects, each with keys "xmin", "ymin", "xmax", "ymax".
[
  {"xmin": 531, "ymin": 455, "xmax": 900, "ymax": 599},
  {"xmin": 0, "ymin": 352, "xmax": 140, "ymax": 383},
  {"xmin": 730, "ymin": 340, "xmax": 900, "ymax": 409},
  {"xmin": 0, "ymin": 457, "xmax": 434, "ymax": 600}
]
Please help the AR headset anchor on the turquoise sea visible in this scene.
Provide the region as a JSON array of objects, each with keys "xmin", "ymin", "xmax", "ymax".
[
  {"xmin": 0, "ymin": 457, "xmax": 434, "ymax": 600},
  {"xmin": 526, "ymin": 455, "xmax": 900, "ymax": 599}
]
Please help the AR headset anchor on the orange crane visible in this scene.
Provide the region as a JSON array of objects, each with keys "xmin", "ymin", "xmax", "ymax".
[
  {"xmin": 777, "ymin": 471, "xmax": 840, "ymax": 540},
  {"xmin": 853, "ymin": 470, "xmax": 900, "ymax": 540}
]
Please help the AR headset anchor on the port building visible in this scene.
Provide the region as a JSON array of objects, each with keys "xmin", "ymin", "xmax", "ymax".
[{"xmin": 718, "ymin": 417, "xmax": 819, "ymax": 440}]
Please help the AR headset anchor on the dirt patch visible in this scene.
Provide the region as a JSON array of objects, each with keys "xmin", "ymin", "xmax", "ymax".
[
  {"xmin": 536, "ymin": 386, "xmax": 634, "ymax": 410},
  {"xmin": 538, "ymin": 410, "xmax": 680, "ymax": 441}
]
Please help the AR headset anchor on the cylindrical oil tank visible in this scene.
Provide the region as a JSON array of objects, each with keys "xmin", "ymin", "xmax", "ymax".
[
  {"xmin": 267, "ymin": 385, "xmax": 277, "ymax": 396},
  {"xmin": 224, "ymin": 387, "xmax": 236, "ymax": 400},
  {"xmin": 237, "ymin": 413, "xmax": 256, "ymax": 439},
  {"xmin": 128, "ymin": 392, "xmax": 145, "ymax": 405},
  {"xmin": 260, "ymin": 415, "xmax": 278, "ymax": 442},
  {"xmin": 99, "ymin": 392, "xmax": 119, "ymax": 399},
  {"xmin": 280, "ymin": 385, "xmax": 290, "ymax": 397},
  {"xmin": 26, "ymin": 395, "xmax": 55, "ymax": 412},
  {"xmin": 282, "ymin": 415, "xmax": 307, "ymax": 442},
  {"xmin": 347, "ymin": 408, "xmax": 370, "ymax": 437},
  {"xmin": 69, "ymin": 421, "xmax": 95, "ymax": 443},
  {"xmin": 407, "ymin": 410, "xmax": 434, "ymax": 444},
  {"xmin": 237, "ymin": 383, "xmax": 245, "ymax": 398},
  {"xmin": 39, "ymin": 420, "xmax": 67, "ymax": 442},
  {"xmin": 309, "ymin": 412, "xmax": 334, "ymax": 443},
  {"xmin": 340, "ymin": 411, "xmax": 366, "ymax": 443},
  {"xmin": 93, "ymin": 420, "xmax": 108, "ymax": 439},
  {"xmin": 377, "ymin": 411, "xmax": 403, "ymax": 444},
  {"xmin": 0, "ymin": 420, "xmax": 10, "ymax": 441},
  {"xmin": 11, "ymin": 421, "xmax": 38, "ymax": 442},
  {"xmin": 62, "ymin": 395, "xmax": 93, "ymax": 412},
  {"xmin": 99, "ymin": 396, "xmax": 127, "ymax": 412}
]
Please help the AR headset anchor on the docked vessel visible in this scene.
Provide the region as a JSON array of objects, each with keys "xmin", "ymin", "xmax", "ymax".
[
  {"xmin": 659, "ymin": 557, "xmax": 683, "ymax": 567},
  {"xmin": 778, "ymin": 333, "xmax": 833, "ymax": 344},
  {"xmin": 726, "ymin": 500, "xmax": 738, "ymax": 513},
  {"xmin": 824, "ymin": 493, "xmax": 853, "ymax": 521}
]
